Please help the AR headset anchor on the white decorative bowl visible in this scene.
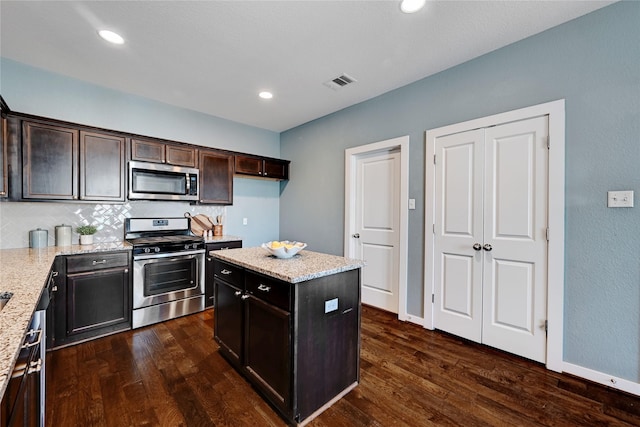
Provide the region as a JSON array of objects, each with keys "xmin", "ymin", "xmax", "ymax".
[{"xmin": 261, "ymin": 241, "xmax": 307, "ymax": 259}]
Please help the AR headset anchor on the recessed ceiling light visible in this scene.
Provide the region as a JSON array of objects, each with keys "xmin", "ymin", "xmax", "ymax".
[
  {"xmin": 259, "ymin": 91, "xmax": 273, "ymax": 100},
  {"xmin": 98, "ymin": 30, "xmax": 125, "ymax": 45},
  {"xmin": 400, "ymin": 0, "xmax": 426, "ymax": 14}
]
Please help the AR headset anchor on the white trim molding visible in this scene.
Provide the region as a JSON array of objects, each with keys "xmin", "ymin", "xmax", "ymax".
[
  {"xmin": 345, "ymin": 136, "xmax": 410, "ymax": 321},
  {"xmin": 424, "ymin": 99, "xmax": 565, "ymax": 373}
]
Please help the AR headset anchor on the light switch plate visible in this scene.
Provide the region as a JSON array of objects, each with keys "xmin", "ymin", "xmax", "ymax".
[
  {"xmin": 607, "ymin": 190, "xmax": 634, "ymax": 208},
  {"xmin": 408, "ymin": 199, "xmax": 416, "ymax": 210}
]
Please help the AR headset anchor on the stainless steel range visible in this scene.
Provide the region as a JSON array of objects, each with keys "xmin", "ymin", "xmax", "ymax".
[{"xmin": 125, "ymin": 217, "xmax": 205, "ymax": 329}]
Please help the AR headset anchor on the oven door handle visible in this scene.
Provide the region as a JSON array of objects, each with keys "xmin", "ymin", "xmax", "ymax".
[{"xmin": 134, "ymin": 249, "xmax": 205, "ymax": 261}]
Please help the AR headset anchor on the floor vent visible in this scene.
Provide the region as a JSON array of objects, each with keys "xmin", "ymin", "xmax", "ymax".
[{"xmin": 323, "ymin": 73, "xmax": 357, "ymax": 91}]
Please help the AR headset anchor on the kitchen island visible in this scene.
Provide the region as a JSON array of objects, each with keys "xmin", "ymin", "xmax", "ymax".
[{"xmin": 210, "ymin": 247, "xmax": 365, "ymax": 426}]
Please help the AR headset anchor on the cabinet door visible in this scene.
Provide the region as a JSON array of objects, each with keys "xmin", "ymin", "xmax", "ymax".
[
  {"xmin": 166, "ymin": 144, "xmax": 197, "ymax": 167},
  {"xmin": 245, "ymin": 295, "xmax": 291, "ymax": 411},
  {"xmin": 214, "ymin": 279, "xmax": 244, "ymax": 366},
  {"xmin": 80, "ymin": 131, "xmax": 126, "ymax": 201},
  {"xmin": 22, "ymin": 121, "xmax": 78, "ymax": 200},
  {"xmin": 66, "ymin": 267, "xmax": 130, "ymax": 338},
  {"xmin": 1, "ymin": 114, "xmax": 7, "ymax": 198},
  {"xmin": 199, "ymin": 150, "xmax": 233, "ymax": 204},
  {"xmin": 234, "ymin": 155, "xmax": 263, "ymax": 177},
  {"xmin": 131, "ymin": 138, "xmax": 165, "ymax": 163},
  {"xmin": 263, "ymin": 159, "xmax": 289, "ymax": 180}
]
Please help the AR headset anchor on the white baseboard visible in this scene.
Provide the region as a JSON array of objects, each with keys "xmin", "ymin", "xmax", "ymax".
[
  {"xmin": 562, "ymin": 362, "xmax": 640, "ymax": 397},
  {"xmin": 400, "ymin": 313, "xmax": 424, "ymax": 326}
]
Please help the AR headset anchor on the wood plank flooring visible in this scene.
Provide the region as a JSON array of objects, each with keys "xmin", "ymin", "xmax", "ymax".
[{"xmin": 46, "ymin": 306, "xmax": 640, "ymax": 426}]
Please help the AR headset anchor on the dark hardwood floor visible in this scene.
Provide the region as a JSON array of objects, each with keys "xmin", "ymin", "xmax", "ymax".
[{"xmin": 46, "ymin": 305, "xmax": 640, "ymax": 426}]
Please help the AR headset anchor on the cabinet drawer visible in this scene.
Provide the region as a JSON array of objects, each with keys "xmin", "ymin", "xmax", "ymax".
[
  {"xmin": 214, "ymin": 260, "xmax": 244, "ymax": 288},
  {"xmin": 207, "ymin": 240, "xmax": 242, "ymax": 252},
  {"xmin": 246, "ymin": 272, "xmax": 290, "ymax": 312},
  {"xmin": 66, "ymin": 251, "xmax": 129, "ymax": 273}
]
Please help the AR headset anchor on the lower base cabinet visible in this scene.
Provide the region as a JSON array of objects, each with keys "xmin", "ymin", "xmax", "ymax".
[
  {"xmin": 213, "ymin": 259, "xmax": 361, "ymax": 425},
  {"xmin": 50, "ymin": 251, "xmax": 131, "ymax": 348}
]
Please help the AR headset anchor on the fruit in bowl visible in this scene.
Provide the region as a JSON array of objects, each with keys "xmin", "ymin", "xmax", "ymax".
[{"xmin": 262, "ymin": 240, "xmax": 307, "ymax": 258}]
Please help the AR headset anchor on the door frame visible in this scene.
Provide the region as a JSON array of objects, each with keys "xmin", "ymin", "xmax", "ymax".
[
  {"xmin": 345, "ymin": 136, "xmax": 410, "ymax": 320},
  {"xmin": 424, "ymin": 100, "xmax": 565, "ymax": 372}
]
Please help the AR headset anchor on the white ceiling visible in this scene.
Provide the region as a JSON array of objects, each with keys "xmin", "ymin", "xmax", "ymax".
[{"xmin": 0, "ymin": 1, "xmax": 614, "ymax": 132}]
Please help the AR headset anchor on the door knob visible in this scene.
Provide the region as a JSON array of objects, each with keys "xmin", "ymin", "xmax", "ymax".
[
  {"xmin": 352, "ymin": 233, "xmax": 360, "ymax": 238},
  {"xmin": 483, "ymin": 244, "xmax": 492, "ymax": 251},
  {"xmin": 472, "ymin": 243, "xmax": 482, "ymax": 251}
]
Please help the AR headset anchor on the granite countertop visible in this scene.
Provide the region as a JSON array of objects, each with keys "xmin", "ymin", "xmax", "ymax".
[
  {"xmin": 204, "ymin": 235, "xmax": 243, "ymax": 244},
  {"xmin": 0, "ymin": 241, "xmax": 132, "ymax": 400},
  {"xmin": 209, "ymin": 246, "xmax": 365, "ymax": 283}
]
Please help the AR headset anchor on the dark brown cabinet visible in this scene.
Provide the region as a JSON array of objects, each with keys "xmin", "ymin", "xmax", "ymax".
[
  {"xmin": 1, "ymin": 98, "xmax": 8, "ymax": 198},
  {"xmin": 235, "ymin": 154, "xmax": 289, "ymax": 180},
  {"xmin": 213, "ymin": 259, "xmax": 361, "ymax": 425},
  {"xmin": 131, "ymin": 138, "xmax": 197, "ymax": 167},
  {"xmin": 80, "ymin": 131, "xmax": 126, "ymax": 202},
  {"xmin": 51, "ymin": 251, "xmax": 131, "ymax": 348},
  {"xmin": 21, "ymin": 119, "xmax": 127, "ymax": 202},
  {"xmin": 205, "ymin": 240, "xmax": 242, "ymax": 307},
  {"xmin": 22, "ymin": 121, "xmax": 78, "ymax": 200},
  {"xmin": 199, "ymin": 149, "xmax": 233, "ymax": 204}
]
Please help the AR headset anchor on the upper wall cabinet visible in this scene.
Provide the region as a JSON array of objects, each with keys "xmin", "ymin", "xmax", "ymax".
[
  {"xmin": 0, "ymin": 99, "xmax": 8, "ymax": 198},
  {"xmin": 131, "ymin": 138, "xmax": 197, "ymax": 168},
  {"xmin": 199, "ymin": 149, "xmax": 233, "ymax": 205},
  {"xmin": 22, "ymin": 119, "xmax": 127, "ymax": 202},
  {"xmin": 23, "ymin": 121, "xmax": 79, "ymax": 200},
  {"xmin": 235, "ymin": 154, "xmax": 289, "ymax": 180}
]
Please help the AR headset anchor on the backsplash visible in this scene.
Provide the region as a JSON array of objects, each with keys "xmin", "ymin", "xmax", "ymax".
[{"xmin": 0, "ymin": 201, "xmax": 225, "ymax": 249}]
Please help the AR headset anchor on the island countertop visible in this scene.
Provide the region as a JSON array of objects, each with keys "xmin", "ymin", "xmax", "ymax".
[
  {"xmin": 209, "ymin": 246, "xmax": 365, "ymax": 283},
  {"xmin": 0, "ymin": 241, "xmax": 132, "ymax": 399}
]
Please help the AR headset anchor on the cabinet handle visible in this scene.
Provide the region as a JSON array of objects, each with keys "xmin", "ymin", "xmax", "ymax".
[
  {"xmin": 92, "ymin": 260, "xmax": 107, "ymax": 265},
  {"xmin": 21, "ymin": 329, "xmax": 42, "ymax": 349},
  {"xmin": 234, "ymin": 291, "xmax": 242, "ymax": 297},
  {"xmin": 257, "ymin": 284, "xmax": 271, "ymax": 292},
  {"xmin": 207, "ymin": 257, "xmax": 212, "ymax": 261},
  {"xmin": 124, "ymin": 269, "xmax": 129, "ymax": 273},
  {"xmin": 28, "ymin": 359, "xmax": 42, "ymax": 374},
  {"xmin": 221, "ymin": 269, "xmax": 232, "ymax": 275},
  {"xmin": 241, "ymin": 294, "xmax": 250, "ymax": 300}
]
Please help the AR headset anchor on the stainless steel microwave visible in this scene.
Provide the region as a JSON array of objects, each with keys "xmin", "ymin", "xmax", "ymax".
[{"xmin": 128, "ymin": 161, "xmax": 199, "ymax": 201}]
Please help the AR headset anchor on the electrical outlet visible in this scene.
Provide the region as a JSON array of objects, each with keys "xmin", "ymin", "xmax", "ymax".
[
  {"xmin": 607, "ymin": 191, "xmax": 634, "ymax": 208},
  {"xmin": 243, "ymin": 218, "xmax": 248, "ymax": 225},
  {"xmin": 324, "ymin": 298, "xmax": 338, "ymax": 313}
]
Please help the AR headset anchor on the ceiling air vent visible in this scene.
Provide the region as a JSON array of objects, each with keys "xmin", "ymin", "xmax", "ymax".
[{"xmin": 323, "ymin": 73, "xmax": 357, "ymax": 91}]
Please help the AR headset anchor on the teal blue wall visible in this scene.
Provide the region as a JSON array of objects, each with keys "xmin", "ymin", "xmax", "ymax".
[
  {"xmin": 0, "ymin": 58, "xmax": 282, "ymax": 247},
  {"xmin": 281, "ymin": 2, "xmax": 640, "ymax": 382}
]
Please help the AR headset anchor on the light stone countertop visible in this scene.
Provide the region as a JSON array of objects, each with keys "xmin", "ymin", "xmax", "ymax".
[
  {"xmin": 209, "ymin": 246, "xmax": 365, "ymax": 283},
  {"xmin": 204, "ymin": 235, "xmax": 243, "ymax": 244},
  {"xmin": 0, "ymin": 241, "xmax": 132, "ymax": 400}
]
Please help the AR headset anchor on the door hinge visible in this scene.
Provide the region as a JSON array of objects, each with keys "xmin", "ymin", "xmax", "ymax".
[
  {"xmin": 433, "ymin": 154, "xmax": 436, "ymax": 165},
  {"xmin": 546, "ymin": 227, "xmax": 550, "ymax": 241},
  {"xmin": 432, "ymin": 294, "xmax": 435, "ymax": 303},
  {"xmin": 433, "ymin": 224, "xmax": 435, "ymax": 234},
  {"xmin": 546, "ymin": 136, "xmax": 550, "ymax": 149}
]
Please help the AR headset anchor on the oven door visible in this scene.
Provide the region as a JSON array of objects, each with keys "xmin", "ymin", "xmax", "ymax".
[{"xmin": 133, "ymin": 249, "xmax": 205, "ymax": 309}]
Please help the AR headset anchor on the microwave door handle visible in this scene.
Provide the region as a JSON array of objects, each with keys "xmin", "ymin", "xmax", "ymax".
[{"xmin": 185, "ymin": 174, "xmax": 191, "ymax": 194}]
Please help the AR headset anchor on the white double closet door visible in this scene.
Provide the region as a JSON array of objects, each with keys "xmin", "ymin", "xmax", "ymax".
[{"xmin": 433, "ymin": 116, "xmax": 549, "ymax": 363}]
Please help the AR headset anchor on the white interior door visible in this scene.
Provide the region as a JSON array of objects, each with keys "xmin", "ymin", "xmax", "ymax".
[
  {"xmin": 355, "ymin": 150, "xmax": 400, "ymax": 313},
  {"xmin": 433, "ymin": 116, "xmax": 549, "ymax": 363},
  {"xmin": 433, "ymin": 129, "xmax": 484, "ymax": 342},
  {"xmin": 482, "ymin": 116, "xmax": 548, "ymax": 363}
]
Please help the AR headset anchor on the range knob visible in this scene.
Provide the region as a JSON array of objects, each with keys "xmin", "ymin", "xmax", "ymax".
[
  {"xmin": 184, "ymin": 244, "xmax": 190, "ymax": 250},
  {"xmin": 154, "ymin": 247, "xmax": 160, "ymax": 253},
  {"xmin": 144, "ymin": 247, "xmax": 151, "ymax": 254}
]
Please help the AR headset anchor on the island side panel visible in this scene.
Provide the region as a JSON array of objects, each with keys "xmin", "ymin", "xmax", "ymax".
[{"xmin": 293, "ymin": 268, "xmax": 361, "ymax": 422}]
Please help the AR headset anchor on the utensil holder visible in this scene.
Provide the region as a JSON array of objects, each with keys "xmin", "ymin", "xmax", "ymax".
[{"xmin": 213, "ymin": 225, "xmax": 223, "ymax": 236}]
